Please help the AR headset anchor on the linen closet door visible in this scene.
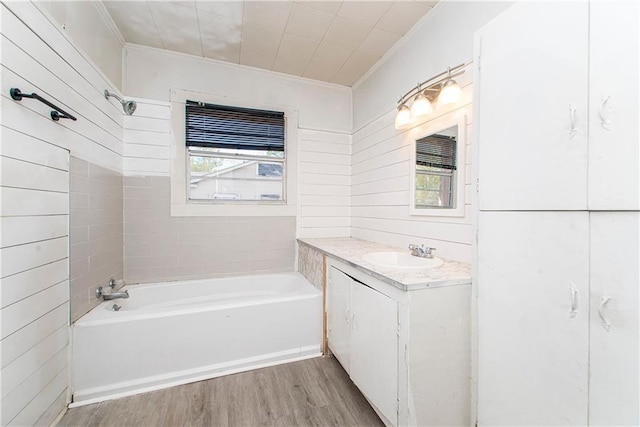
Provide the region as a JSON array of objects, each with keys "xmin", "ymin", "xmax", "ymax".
[
  {"xmin": 588, "ymin": 0, "xmax": 640, "ymax": 210},
  {"xmin": 477, "ymin": 212, "xmax": 589, "ymax": 426},
  {"xmin": 476, "ymin": 0, "xmax": 589, "ymax": 210},
  {"xmin": 589, "ymin": 213, "xmax": 639, "ymax": 425}
]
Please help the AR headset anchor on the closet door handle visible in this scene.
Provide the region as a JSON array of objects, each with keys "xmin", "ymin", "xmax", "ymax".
[
  {"xmin": 599, "ymin": 296, "xmax": 612, "ymax": 332},
  {"xmin": 569, "ymin": 104, "xmax": 578, "ymax": 139},
  {"xmin": 599, "ymin": 95, "xmax": 611, "ymax": 130},
  {"xmin": 569, "ymin": 283, "xmax": 578, "ymax": 318}
]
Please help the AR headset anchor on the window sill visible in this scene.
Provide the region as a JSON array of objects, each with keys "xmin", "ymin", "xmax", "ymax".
[
  {"xmin": 171, "ymin": 201, "xmax": 296, "ymax": 217},
  {"xmin": 409, "ymin": 206, "xmax": 466, "ymax": 217}
]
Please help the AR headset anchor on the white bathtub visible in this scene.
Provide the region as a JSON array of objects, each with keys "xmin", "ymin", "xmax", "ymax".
[{"xmin": 71, "ymin": 272, "xmax": 322, "ymax": 406}]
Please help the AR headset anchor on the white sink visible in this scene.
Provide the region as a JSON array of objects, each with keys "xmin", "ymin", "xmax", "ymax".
[{"xmin": 362, "ymin": 252, "xmax": 444, "ymax": 269}]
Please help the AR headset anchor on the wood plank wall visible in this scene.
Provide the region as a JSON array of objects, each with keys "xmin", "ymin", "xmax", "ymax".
[
  {"xmin": 0, "ymin": 2, "xmax": 124, "ymax": 424},
  {"xmin": 351, "ymin": 67, "xmax": 474, "ymax": 263}
]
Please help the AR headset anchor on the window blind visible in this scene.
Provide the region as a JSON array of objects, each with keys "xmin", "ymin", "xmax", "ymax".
[
  {"xmin": 185, "ymin": 100, "xmax": 285, "ymax": 152},
  {"xmin": 416, "ymin": 134, "xmax": 457, "ymax": 170}
]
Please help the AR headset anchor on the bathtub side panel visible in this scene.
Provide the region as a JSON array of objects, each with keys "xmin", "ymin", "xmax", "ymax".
[{"xmin": 72, "ymin": 295, "xmax": 322, "ymax": 403}]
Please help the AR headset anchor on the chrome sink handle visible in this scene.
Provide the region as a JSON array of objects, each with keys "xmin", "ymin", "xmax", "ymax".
[{"xmin": 408, "ymin": 244, "xmax": 436, "ymax": 259}]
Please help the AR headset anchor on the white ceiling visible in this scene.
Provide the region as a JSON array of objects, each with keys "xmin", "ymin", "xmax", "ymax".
[{"xmin": 103, "ymin": 0, "xmax": 438, "ymax": 86}]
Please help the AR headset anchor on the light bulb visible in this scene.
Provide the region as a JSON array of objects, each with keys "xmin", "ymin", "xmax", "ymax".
[
  {"xmin": 394, "ymin": 104, "xmax": 412, "ymax": 129},
  {"xmin": 438, "ymin": 78, "xmax": 462, "ymax": 106},
  {"xmin": 410, "ymin": 92, "xmax": 433, "ymax": 120}
]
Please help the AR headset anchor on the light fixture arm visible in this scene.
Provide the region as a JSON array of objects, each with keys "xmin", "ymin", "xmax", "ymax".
[{"xmin": 397, "ymin": 62, "xmax": 466, "ymax": 106}]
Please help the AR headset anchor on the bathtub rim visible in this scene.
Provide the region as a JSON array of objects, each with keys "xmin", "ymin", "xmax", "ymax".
[{"xmin": 76, "ymin": 271, "xmax": 320, "ymax": 327}]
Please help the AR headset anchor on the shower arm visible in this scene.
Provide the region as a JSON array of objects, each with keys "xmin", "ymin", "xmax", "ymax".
[{"xmin": 104, "ymin": 90, "xmax": 123, "ymax": 103}]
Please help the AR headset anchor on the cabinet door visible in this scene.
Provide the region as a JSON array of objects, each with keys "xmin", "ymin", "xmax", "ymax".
[
  {"xmin": 327, "ymin": 267, "xmax": 352, "ymax": 373},
  {"xmin": 350, "ymin": 282, "xmax": 398, "ymax": 425},
  {"xmin": 588, "ymin": 0, "xmax": 640, "ymax": 210},
  {"xmin": 589, "ymin": 213, "xmax": 639, "ymax": 425},
  {"xmin": 477, "ymin": 212, "xmax": 589, "ymax": 425},
  {"xmin": 476, "ymin": 1, "xmax": 589, "ymax": 210}
]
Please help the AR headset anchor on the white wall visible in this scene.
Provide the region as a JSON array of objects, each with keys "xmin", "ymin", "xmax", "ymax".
[
  {"xmin": 0, "ymin": 1, "xmax": 124, "ymax": 424},
  {"xmin": 350, "ymin": 0, "xmax": 513, "ymax": 263},
  {"xmin": 353, "ymin": 1, "xmax": 513, "ymax": 130},
  {"xmin": 34, "ymin": 0, "xmax": 124, "ymax": 91},
  {"xmin": 124, "ymin": 44, "xmax": 352, "ymax": 133},
  {"xmin": 123, "ymin": 46, "xmax": 352, "ymax": 239}
]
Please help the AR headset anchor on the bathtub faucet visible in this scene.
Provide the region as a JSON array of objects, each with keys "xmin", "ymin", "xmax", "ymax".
[{"xmin": 103, "ymin": 290, "xmax": 129, "ymax": 300}]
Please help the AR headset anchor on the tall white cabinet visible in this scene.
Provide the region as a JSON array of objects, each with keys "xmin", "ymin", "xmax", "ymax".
[{"xmin": 475, "ymin": 1, "xmax": 639, "ymax": 425}]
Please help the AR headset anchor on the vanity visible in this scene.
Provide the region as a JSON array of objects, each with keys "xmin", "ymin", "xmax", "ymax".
[{"xmin": 297, "ymin": 237, "xmax": 472, "ymax": 427}]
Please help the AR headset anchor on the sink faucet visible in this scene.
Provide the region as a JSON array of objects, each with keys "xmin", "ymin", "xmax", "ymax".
[
  {"xmin": 408, "ymin": 244, "xmax": 436, "ymax": 259},
  {"xmin": 103, "ymin": 290, "xmax": 129, "ymax": 301}
]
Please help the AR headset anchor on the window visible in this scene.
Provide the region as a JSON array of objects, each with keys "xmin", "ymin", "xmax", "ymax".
[
  {"xmin": 186, "ymin": 101, "xmax": 286, "ymax": 203},
  {"xmin": 170, "ymin": 89, "xmax": 298, "ymax": 217},
  {"xmin": 415, "ymin": 133, "xmax": 457, "ymax": 208},
  {"xmin": 410, "ymin": 114, "xmax": 466, "ymax": 217}
]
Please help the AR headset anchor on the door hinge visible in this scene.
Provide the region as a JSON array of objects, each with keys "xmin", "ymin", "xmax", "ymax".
[
  {"xmin": 476, "ymin": 178, "xmax": 480, "ymax": 193},
  {"xmin": 475, "ymin": 229, "xmax": 479, "ymax": 244},
  {"xmin": 397, "ymin": 323, "xmax": 401, "ymax": 337},
  {"xmin": 397, "ymin": 399, "xmax": 401, "ymax": 415}
]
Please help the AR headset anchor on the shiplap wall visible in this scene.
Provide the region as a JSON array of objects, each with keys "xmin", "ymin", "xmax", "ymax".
[
  {"xmin": 298, "ymin": 129, "xmax": 351, "ymax": 238},
  {"xmin": 1, "ymin": 1, "xmax": 124, "ymax": 424},
  {"xmin": 351, "ymin": 70, "xmax": 474, "ymax": 263}
]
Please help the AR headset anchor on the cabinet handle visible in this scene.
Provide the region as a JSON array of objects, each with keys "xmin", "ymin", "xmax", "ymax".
[
  {"xmin": 569, "ymin": 283, "xmax": 578, "ymax": 318},
  {"xmin": 599, "ymin": 95, "xmax": 611, "ymax": 130},
  {"xmin": 599, "ymin": 296, "xmax": 612, "ymax": 332},
  {"xmin": 345, "ymin": 308, "xmax": 350, "ymax": 325},
  {"xmin": 569, "ymin": 104, "xmax": 577, "ymax": 139}
]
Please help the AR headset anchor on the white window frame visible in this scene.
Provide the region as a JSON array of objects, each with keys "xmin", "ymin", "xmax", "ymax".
[
  {"xmin": 170, "ymin": 89, "xmax": 298, "ymax": 217},
  {"xmin": 409, "ymin": 112, "xmax": 467, "ymax": 217}
]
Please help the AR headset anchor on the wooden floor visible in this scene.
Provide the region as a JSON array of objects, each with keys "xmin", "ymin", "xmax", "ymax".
[{"xmin": 59, "ymin": 356, "xmax": 384, "ymax": 427}]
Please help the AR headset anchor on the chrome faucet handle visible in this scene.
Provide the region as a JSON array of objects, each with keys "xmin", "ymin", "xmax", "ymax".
[
  {"xmin": 423, "ymin": 247, "xmax": 436, "ymax": 258},
  {"xmin": 408, "ymin": 244, "xmax": 421, "ymax": 256},
  {"xmin": 108, "ymin": 278, "xmax": 117, "ymax": 289}
]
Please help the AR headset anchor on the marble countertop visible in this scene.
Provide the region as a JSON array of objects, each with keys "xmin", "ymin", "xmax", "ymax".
[{"xmin": 298, "ymin": 237, "xmax": 472, "ymax": 291}]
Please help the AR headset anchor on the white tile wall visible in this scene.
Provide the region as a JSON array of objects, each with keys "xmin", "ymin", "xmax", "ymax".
[
  {"xmin": 69, "ymin": 157, "xmax": 123, "ymax": 322},
  {"xmin": 123, "ymin": 176, "xmax": 296, "ymax": 284}
]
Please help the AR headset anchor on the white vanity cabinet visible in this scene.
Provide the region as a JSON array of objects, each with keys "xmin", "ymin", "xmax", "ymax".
[
  {"xmin": 476, "ymin": 0, "xmax": 639, "ymax": 211},
  {"xmin": 327, "ymin": 260, "xmax": 471, "ymax": 427},
  {"xmin": 327, "ymin": 267, "xmax": 353, "ymax": 373},
  {"xmin": 327, "ymin": 266, "xmax": 399, "ymax": 425}
]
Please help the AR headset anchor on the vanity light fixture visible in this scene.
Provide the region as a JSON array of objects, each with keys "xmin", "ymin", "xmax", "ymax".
[
  {"xmin": 394, "ymin": 104, "xmax": 412, "ymax": 129},
  {"xmin": 394, "ymin": 63, "xmax": 465, "ymax": 129},
  {"xmin": 438, "ymin": 68, "xmax": 463, "ymax": 106},
  {"xmin": 410, "ymin": 87, "xmax": 433, "ymax": 120}
]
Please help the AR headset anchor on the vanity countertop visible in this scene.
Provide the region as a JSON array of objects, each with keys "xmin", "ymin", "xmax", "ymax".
[{"xmin": 298, "ymin": 237, "xmax": 472, "ymax": 291}]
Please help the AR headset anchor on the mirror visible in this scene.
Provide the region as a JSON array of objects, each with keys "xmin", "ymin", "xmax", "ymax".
[{"xmin": 410, "ymin": 116, "xmax": 466, "ymax": 216}]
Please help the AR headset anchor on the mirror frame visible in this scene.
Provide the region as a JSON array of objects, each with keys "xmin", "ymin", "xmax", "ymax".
[{"xmin": 409, "ymin": 113, "xmax": 467, "ymax": 217}]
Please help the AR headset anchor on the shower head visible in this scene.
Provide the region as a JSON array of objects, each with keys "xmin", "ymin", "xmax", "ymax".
[{"xmin": 104, "ymin": 90, "xmax": 137, "ymax": 115}]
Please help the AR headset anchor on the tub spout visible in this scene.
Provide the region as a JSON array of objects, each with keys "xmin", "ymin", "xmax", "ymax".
[{"xmin": 104, "ymin": 290, "xmax": 129, "ymax": 300}]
